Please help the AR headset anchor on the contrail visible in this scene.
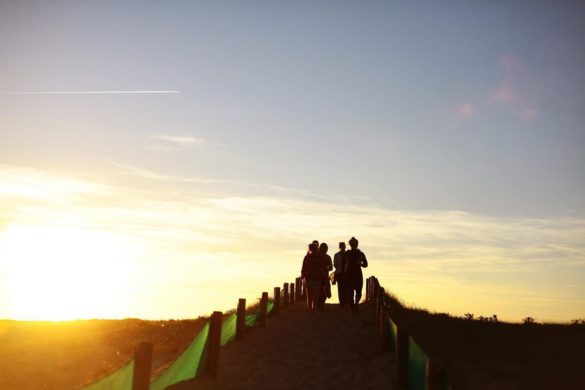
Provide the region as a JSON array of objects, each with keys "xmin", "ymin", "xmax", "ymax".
[{"xmin": 0, "ymin": 90, "xmax": 181, "ymax": 95}]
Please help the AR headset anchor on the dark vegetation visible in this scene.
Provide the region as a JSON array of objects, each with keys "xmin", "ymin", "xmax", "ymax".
[{"xmin": 384, "ymin": 292, "xmax": 585, "ymax": 389}]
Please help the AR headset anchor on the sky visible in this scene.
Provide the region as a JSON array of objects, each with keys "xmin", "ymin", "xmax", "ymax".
[{"xmin": 0, "ymin": 1, "xmax": 584, "ymax": 322}]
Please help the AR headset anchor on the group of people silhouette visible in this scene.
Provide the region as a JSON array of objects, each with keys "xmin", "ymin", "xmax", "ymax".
[{"xmin": 301, "ymin": 236, "xmax": 368, "ymax": 313}]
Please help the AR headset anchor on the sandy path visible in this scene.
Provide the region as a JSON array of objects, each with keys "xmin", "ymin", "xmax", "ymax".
[{"xmin": 180, "ymin": 302, "xmax": 394, "ymax": 390}]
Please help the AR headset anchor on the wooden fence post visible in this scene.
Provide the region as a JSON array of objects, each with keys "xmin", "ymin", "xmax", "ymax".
[
  {"xmin": 366, "ymin": 277, "xmax": 370, "ymax": 300},
  {"xmin": 283, "ymin": 283, "xmax": 289, "ymax": 309},
  {"xmin": 131, "ymin": 342, "xmax": 152, "ymax": 390},
  {"xmin": 426, "ymin": 359, "xmax": 445, "ymax": 390},
  {"xmin": 290, "ymin": 282, "xmax": 295, "ymax": 305},
  {"xmin": 295, "ymin": 277, "xmax": 302, "ymax": 301},
  {"xmin": 207, "ymin": 311, "xmax": 222, "ymax": 377},
  {"xmin": 260, "ymin": 292, "xmax": 268, "ymax": 328},
  {"xmin": 379, "ymin": 305, "xmax": 390, "ymax": 352},
  {"xmin": 273, "ymin": 287, "xmax": 281, "ymax": 316},
  {"xmin": 236, "ymin": 298, "xmax": 246, "ymax": 340},
  {"xmin": 375, "ymin": 283, "xmax": 381, "ymax": 323},
  {"xmin": 396, "ymin": 325, "xmax": 409, "ymax": 389}
]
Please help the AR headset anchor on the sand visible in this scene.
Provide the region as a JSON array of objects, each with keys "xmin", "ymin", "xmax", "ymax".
[{"xmin": 183, "ymin": 302, "xmax": 394, "ymax": 390}]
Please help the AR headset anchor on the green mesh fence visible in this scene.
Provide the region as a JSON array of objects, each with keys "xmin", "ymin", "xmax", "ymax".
[
  {"xmin": 267, "ymin": 301, "xmax": 274, "ymax": 314},
  {"xmin": 407, "ymin": 335, "xmax": 428, "ymax": 390},
  {"xmin": 220, "ymin": 312, "xmax": 237, "ymax": 346},
  {"xmin": 83, "ymin": 359, "xmax": 134, "ymax": 390},
  {"xmin": 245, "ymin": 311, "xmax": 260, "ymax": 327},
  {"xmin": 388, "ymin": 318, "xmax": 397, "ymax": 352},
  {"xmin": 150, "ymin": 322, "xmax": 210, "ymax": 390},
  {"xmin": 243, "ymin": 300, "xmax": 274, "ymax": 328}
]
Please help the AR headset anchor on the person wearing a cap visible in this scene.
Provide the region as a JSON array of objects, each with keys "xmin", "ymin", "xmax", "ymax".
[{"xmin": 344, "ymin": 236, "xmax": 368, "ymax": 312}]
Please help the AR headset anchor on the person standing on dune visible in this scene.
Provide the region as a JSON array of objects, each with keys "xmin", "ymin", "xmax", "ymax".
[
  {"xmin": 333, "ymin": 242, "xmax": 348, "ymax": 308},
  {"xmin": 318, "ymin": 242, "xmax": 333, "ymax": 311},
  {"xmin": 301, "ymin": 242, "xmax": 325, "ymax": 312},
  {"xmin": 345, "ymin": 236, "xmax": 368, "ymax": 313}
]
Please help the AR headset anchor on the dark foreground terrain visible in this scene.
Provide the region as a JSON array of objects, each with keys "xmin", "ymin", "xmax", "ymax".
[
  {"xmin": 385, "ymin": 293, "xmax": 585, "ymax": 389},
  {"xmin": 1, "ymin": 298, "xmax": 583, "ymax": 389}
]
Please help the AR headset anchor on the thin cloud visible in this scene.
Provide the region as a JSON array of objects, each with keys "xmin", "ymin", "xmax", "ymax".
[
  {"xmin": 2, "ymin": 164, "xmax": 584, "ymax": 321},
  {"xmin": 105, "ymin": 160, "xmax": 170, "ymax": 181},
  {"xmin": 150, "ymin": 134, "xmax": 205, "ymax": 145},
  {"xmin": 491, "ymin": 56, "xmax": 540, "ymax": 120},
  {"xmin": 455, "ymin": 102, "xmax": 475, "ymax": 118},
  {"xmin": 0, "ymin": 90, "xmax": 181, "ymax": 95}
]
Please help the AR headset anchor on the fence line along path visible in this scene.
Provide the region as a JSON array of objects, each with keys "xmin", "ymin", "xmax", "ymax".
[{"xmin": 187, "ymin": 301, "xmax": 394, "ymax": 390}]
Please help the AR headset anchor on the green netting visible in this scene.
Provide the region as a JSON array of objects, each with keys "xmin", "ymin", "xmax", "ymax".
[
  {"xmin": 83, "ymin": 359, "xmax": 134, "ymax": 390},
  {"xmin": 407, "ymin": 336, "xmax": 428, "ymax": 390},
  {"xmin": 150, "ymin": 322, "xmax": 210, "ymax": 390},
  {"xmin": 220, "ymin": 312, "xmax": 237, "ymax": 346},
  {"xmin": 267, "ymin": 301, "xmax": 274, "ymax": 314},
  {"xmin": 243, "ymin": 300, "xmax": 274, "ymax": 328},
  {"xmin": 245, "ymin": 311, "xmax": 260, "ymax": 327},
  {"xmin": 388, "ymin": 318, "xmax": 397, "ymax": 352}
]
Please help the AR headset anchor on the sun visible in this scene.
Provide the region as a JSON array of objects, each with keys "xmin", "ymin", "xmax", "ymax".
[{"xmin": 0, "ymin": 224, "xmax": 131, "ymax": 320}]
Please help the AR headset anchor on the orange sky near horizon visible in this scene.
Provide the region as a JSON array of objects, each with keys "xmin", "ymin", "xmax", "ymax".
[
  {"xmin": 1, "ymin": 165, "xmax": 583, "ymax": 323},
  {"xmin": 1, "ymin": 2, "xmax": 585, "ymax": 324}
]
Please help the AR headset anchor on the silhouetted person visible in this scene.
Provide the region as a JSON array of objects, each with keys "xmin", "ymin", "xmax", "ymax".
[
  {"xmin": 333, "ymin": 242, "xmax": 348, "ymax": 308},
  {"xmin": 345, "ymin": 236, "xmax": 368, "ymax": 312},
  {"xmin": 306, "ymin": 240, "xmax": 319, "ymax": 255},
  {"xmin": 301, "ymin": 242, "xmax": 326, "ymax": 312},
  {"xmin": 318, "ymin": 242, "xmax": 333, "ymax": 311}
]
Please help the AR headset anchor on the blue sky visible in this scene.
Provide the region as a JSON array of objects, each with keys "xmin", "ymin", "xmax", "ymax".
[{"xmin": 0, "ymin": 1, "xmax": 584, "ymax": 321}]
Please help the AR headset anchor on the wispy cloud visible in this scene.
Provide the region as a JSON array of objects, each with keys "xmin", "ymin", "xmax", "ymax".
[
  {"xmin": 2, "ymin": 164, "xmax": 584, "ymax": 321},
  {"xmin": 0, "ymin": 90, "xmax": 181, "ymax": 95},
  {"xmin": 145, "ymin": 134, "xmax": 206, "ymax": 151},
  {"xmin": 455, "ymin": 102, "xmax": 475, "ymax": 118},
  {"xmin": 149, "ymin": 134, "xmax": 205, "ymax": 145},
  {"xmin": 492, "ymin": 56, "xmax": 540, "ymax": 120}
]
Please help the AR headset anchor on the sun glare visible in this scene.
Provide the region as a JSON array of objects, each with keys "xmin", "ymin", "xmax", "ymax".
[{"xmin": 0, "ymin": 225, "xmax": 131, "ymax": 320}]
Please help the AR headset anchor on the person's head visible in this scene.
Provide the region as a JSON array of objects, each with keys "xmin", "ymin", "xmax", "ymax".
[
  {"xmin": 319, "ymin": 242, "xmax": 328, "ymax": 254},
  {"xmin": 308, "ymin": 242, "xmax": 318, "ymax": 254},
  {"xmin": 312, "ymin": 240, "xmax": 319, "ymax": 247},
  {"xmin": 348, "ymin": 236, "xmax": 359, "ymax": 249},
  {"xmin": 339, "ymin": 242, "xmax": 346, "ymax": 251}
]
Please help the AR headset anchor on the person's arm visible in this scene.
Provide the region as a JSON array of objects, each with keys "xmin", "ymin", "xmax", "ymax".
[
  {"xmin": 301, "ymin": 255, "xmax": 308, "ymax": 278},
  {"xmin": 361, "ymin": 252, "xmax": 368, "ymax": 268},
  {"xmin": 327, "ymin": 255, "xmax": 333, "ymax": 271}
]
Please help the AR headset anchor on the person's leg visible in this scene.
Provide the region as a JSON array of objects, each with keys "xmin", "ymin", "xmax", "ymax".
[
  {"xmin": 306, "ymin": 283, "xmax": 314, "ymax": 311},
  {"xmin": 311, "ymin": 286, "xmax": 321, "ymax": 311},
  {"xmin": 339, "ymin": 278, "xmax": 348, "ymax": 308},
  {"xmin": 347, "ymin": 285, "xmax": 355, "ymax": 309},
  {"xmin": 355, "ymin": 276, "xmax": 364, "ymax": 304}
]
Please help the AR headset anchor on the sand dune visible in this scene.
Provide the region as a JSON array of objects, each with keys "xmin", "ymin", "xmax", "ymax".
[{"xmin": 187, "ymin": 302, "xmax": 394, "ymax": 390}]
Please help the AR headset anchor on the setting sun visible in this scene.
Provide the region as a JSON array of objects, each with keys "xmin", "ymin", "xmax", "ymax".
[{"xmin": 0, "ymin": 225, "xmax": 131, "ymax": 320}]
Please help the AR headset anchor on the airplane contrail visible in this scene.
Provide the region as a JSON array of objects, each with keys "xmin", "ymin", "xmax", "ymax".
[{"xmin": 0, "ymin": 90, "xmax": 181, "ymax": 95}]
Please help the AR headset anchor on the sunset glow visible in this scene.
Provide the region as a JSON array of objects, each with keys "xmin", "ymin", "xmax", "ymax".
[
  {"xmin": 0, "ymin": 225, "xmax": 131, "ymax": 320},
  {"xmin": 1, "ymin": 2, "xmax": 584, "ymax": 323}
]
